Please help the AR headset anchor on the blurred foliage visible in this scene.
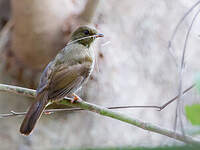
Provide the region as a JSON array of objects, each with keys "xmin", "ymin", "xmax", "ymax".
[
  {"xmin": 184, "ymin": 75, "xmax": 200, "ymax": 126},
  {"xmin": 185, "ymin": 104, "xmax": 200, "ymax": 125},
  {"xmin": 59, "ymin": 145, "xmax": 200, "ymax": 150}
]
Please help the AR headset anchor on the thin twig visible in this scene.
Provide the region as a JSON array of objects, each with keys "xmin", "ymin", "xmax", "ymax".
[
  {"xmin": 0, "ymin": 108, "xmax": 81, "ymax": 118},
  {"xmin": 0, "ymin": 83, "xmax": 195, "ymax": 117},
  {"xmin": 168, "ymin": 0, "xmax": 200, "ymax": 47},
  {"xmin": 1, "ymin": 84, "xmax": 195, "ymax": 118},
  {"xmin": 174, "ymin": 7, "xmax": 200, "ymax": 133},
  {"xmin": 167, "ymin": 0, "xmax": 200, "ymax": 67},
  {"xmin": 0, "ymin": 106, "xmax": 162, "ymax": 118},
  {"xmin": 158, "ymin": 83, "xmax": 195, "ymax": 111}
]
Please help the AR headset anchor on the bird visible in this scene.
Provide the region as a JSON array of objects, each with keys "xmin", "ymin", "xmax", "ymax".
[{"xmin": 20, "ymin": 26, "xmax": 103, "ymax": 135}]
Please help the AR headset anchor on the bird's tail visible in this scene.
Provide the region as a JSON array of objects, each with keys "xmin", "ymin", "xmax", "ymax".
[{"xmin": 20, "ymin": 92, "xmax": 48, "ymax": 135}]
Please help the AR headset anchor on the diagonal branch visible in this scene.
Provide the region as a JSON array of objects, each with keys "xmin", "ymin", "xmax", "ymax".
[
  {"xmin": 60, "ymin": 98, "xmax": 200, "ymax": 145},
  {"xmin": 0, "ymin": 83, "xmax": 200, "ymax": 145}
]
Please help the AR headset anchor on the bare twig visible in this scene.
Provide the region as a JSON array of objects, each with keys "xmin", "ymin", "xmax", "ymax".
[
  {"xmin": 168, "ymin": 0, "xmax": 200, "ymax": 48},
  {"xmin": 0, "ymin": 83, "xmax": 195, "ymax": 115},
  {"xmin": 174, "ymin": 7, "xmax": 200, "ymax": 133},
  {"xmin": 0, "ymin": 83, "xmax": 195, "ymax": 118},
  {"xmin": 167, "ymin": 0, "xmax": 200, "ymax": 67},
  {"xmin": 0, "ymin": 106, "xmax": 162, "ymax": 118},
  {"xmin": 0, "ymin": 83, "xmax": 199, "ymax": 145},
  {"xmin": 158, "ymin": 83, "xmax": 195, "ymax": 111},
  {"xmin": 0, "ymin": 108, "xmax": 82, "ymax": 118}
]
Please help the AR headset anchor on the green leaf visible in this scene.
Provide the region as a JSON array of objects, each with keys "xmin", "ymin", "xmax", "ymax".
[{"xmin": 185, "ymin": 104, "xmax": 200, "ymax": 125}]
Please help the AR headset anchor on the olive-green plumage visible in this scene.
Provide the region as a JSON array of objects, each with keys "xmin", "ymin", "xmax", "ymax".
[{"xmin": 20, "ymin": 26, "xmax": 103, "ymax": 135}]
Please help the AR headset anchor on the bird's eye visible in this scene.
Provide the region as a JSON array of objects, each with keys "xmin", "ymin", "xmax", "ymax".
[{"xmin": 83, "ymin": 30, "xmax": 90, "ymax": 35}]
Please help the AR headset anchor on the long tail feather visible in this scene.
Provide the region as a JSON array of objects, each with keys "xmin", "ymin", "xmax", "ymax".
[{"xmin": 20, "ymin": 92, "xmax": 48, "ymax": 135}]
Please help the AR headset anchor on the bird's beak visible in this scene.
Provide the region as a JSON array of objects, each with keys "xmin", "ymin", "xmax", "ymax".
[{"xmin": 95, "ymin": 33, "xmax": 104, "ymax": 38}]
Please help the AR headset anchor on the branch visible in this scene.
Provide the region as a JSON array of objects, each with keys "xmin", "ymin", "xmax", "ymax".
[
  {"xmin": 0, "ymin": 83, "xmax": 200, "ymax": 145},
  {"xmin": 0, "ymin": 83, "xmax": 35, "ymax": 97},
  {"xmin": 60, "ymin": 98, "xmax": 200, "ymax": 145},
  {"xmin": 0, "ymin": 82, "xmax": 194, "ymax": 118},
  {"xmin": 0, "ymin": 108, "xmax": 83, "ymax": 118},
  {"xmin": 0, "ymin": 83, "xmax": 195, "ymax": 113},
  {"xmin": 0, "ymin": 83, "xmax": 195, "ymax": 118},
  {"xmin": 158, "ymin": 83, "xmax": 195, "ymax": 111}
]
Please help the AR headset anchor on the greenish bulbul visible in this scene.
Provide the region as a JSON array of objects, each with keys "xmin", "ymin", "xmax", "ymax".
[{"xmin": 20, "ymin": 26, "xmax": 103, "ymax": 135}]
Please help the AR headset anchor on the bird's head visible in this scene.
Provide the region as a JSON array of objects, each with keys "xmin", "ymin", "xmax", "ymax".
[{"xmin": 69, "ymin": 26, "xmax": 103, "ymax": 47}]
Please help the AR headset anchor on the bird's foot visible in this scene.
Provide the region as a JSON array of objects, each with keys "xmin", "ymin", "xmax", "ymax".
[
  {"xmin": 71, "ymin": 93, "xmax": 80, "ymax": 103},
  {"xmin": 44, "ymin": 111, "xmax": 53, "ymax": 115},
  {"xmin": 66, "ymin": 93, "xmax": 82, "ymax": 103}
]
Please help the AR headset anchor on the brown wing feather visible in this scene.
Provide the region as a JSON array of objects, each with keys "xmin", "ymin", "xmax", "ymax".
[
  {"xmin": 48, "ymin": 62, "xmax": 91, "ymax": 100},
  {"xmin": 48, "ymin": 77, "xmax": 83, "ymax": 100},
  {"xmin": 36, "ymin": 61, "xmax": 53, "ymax": 94}
]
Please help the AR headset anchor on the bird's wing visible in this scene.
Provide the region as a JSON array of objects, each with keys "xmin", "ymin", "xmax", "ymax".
[
  {"xmin": 47, "ymin": 62, "xmax": 91, "ymax": 100},
  {"xmin": 36, "ymin": 61, "xmax": 54, "ymax": 94}
]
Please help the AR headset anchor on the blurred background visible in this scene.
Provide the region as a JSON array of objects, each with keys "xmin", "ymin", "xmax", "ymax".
[{"xmin": 0, "ymin": 0, "xmax": 200, "ymax": 149}]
